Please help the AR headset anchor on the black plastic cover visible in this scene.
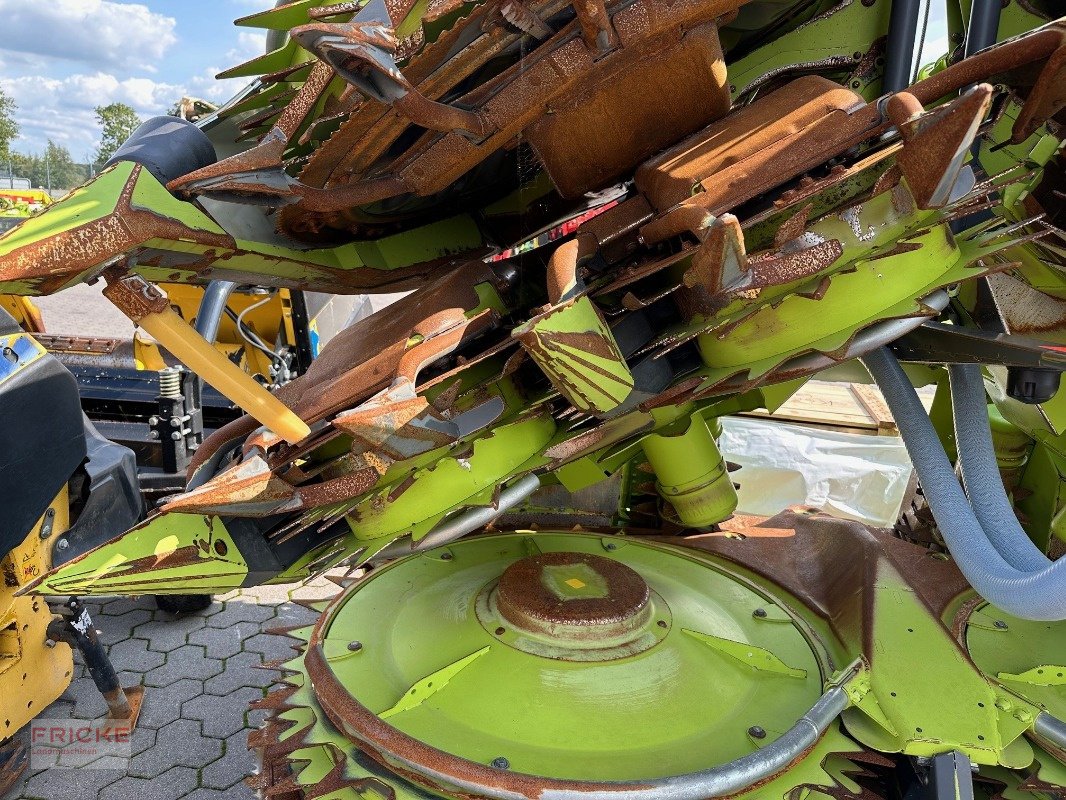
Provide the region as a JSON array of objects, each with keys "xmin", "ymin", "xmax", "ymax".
[
  {"xmin": 55, "ymin": 417, "xmax": 144, "ymax": 566},
  {"xmin": 0, "ymin": 307, "xmax": 86, "ymax": 551},
  {"xmin": 104, "ymin": 116, "xmax": 216, "ymax": 185}
]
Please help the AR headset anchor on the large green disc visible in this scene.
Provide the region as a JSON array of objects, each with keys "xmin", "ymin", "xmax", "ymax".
[{"xmin": 307, "ymin": 532, "xmax": 825, "ymax": 785}]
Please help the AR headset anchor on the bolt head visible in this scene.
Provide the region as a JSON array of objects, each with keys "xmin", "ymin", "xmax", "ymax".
[
  {"xmin": 347, "ymin": 641, "xmax": 363, "ymax": 652},
  {"xmin": 748, "ymin": 726, "xmax": 767, "ymax": 740},
  {"xmin": 994, "ymin": 620, "xmax": 1008, "ymax": 629},
  {"xmin": 491, "ymin": 757, "xmax": 510, "ymax": 770},
  {"xmin": 56, "ymin": 539, "xmax": 69, "ymax": 551},
  {"xmin": 753, "ymin": 608, "xmax": 767, "ymax": 618},
  {"xmin": 440, "ymin": 552, "xmax": 454, "ymax": 561}
]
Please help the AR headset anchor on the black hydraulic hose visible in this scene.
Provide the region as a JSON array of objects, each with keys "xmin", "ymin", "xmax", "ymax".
[
  {"xmin": 884, "ymin": 0, "xmax": 922, "ymax": 93},
  {"xmin": 964, "ymin": 0, "xmax": 1002, "ymax": 57}
]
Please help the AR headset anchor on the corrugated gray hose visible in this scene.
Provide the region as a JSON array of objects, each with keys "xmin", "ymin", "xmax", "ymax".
[
  {"xmin": 949, "ymin": 362, "xmax": 1052, "ymax": 572},
  {"xmin": 863, "ymin": 347, "xmax": 1066, "ymax": 621}
]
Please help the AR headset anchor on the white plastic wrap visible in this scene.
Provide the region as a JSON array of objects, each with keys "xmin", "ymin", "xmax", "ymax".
[{"xmin": 718, "ymin": 416, "xmax": 914, "ymax": 528}]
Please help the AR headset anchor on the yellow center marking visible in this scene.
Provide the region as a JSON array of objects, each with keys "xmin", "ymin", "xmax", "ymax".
[{"xmin": 565, "ymin": 578, "xmax": 586, "ymax": 589}]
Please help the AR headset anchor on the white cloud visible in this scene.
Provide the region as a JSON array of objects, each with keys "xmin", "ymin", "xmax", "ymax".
[
  {"xmin": 186, "ymin": 67, "xmax": 251, "ymax": 104},
  {"xmin": 230, "ymin": 31, "xmax": 269, "ymax": 62},
  {"xmin": 0, "ymin": 0, "xmax": 177, "ymax": 71},
  {"xmin": 182, "ymin": 30, "xmax": 267, "ymax": 105},
  {"xmin": 3, "ymin": 72, "xmax": 183, "ymax": 156}
]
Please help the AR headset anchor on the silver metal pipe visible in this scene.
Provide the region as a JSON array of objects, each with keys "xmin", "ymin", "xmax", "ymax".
[
  {"xmin": 1034, "ymin": 712, "xmax": 1066, "ymax": 750},
  {"xmin": 385, "ymin": 665, "xmax": 855, "ymax": 800},
  {"xmin": 712, "ymin": 290, "xmax": 950, "ymax": 396},
  {"xmin": 768, "ymin": 290, "xmax": 951, "ymax": 380},
  {"xmin": 193, "ymin": 280, "xmax": 238, "ymax": 343},
  {"xmin": 372, "ymin": 474, "xmax": 542, "ymax": 562}
]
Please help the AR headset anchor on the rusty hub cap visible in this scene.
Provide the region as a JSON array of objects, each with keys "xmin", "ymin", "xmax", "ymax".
[{"xmin": 479, "ymin": 551, "xmax": 668, "ymax": 660}]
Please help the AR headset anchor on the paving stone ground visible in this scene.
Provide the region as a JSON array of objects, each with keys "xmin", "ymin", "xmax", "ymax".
[{"xmin": 5, "ymin": 575, "xmax": 342, "ymax": 800}]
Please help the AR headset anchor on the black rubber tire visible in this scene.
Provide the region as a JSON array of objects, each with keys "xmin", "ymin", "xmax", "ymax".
[{"xmin": 154, "ymin": 593, "xmax": 213, "ymax": 615}]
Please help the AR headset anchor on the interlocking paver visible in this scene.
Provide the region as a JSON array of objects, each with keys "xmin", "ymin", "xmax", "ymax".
[
  {"xmin": 180, "ymin": 783, "xmax": 256, "ymax": 800},
  {"xmin": 199, "ymin": 732, "xmax": 256, "ymax": 791},
  {"xmin": 273, "ymin": 601, "xmax": 322, "ymax": 629},
  {"xmin": 203, "ymin": 601, "xmax": 276, "ymax": 629},
  {"xmin": 18, "ymin": 762, "xmax": 123, "ymax": 800},
  {"xmin": 242, "ymin": 632, "xmax": 299, "ymax": 661},
  {"xmin": 203, "ymin": 651, "xmax": 277, "ymax": 696},
  {"xmin": 144, "ymin": 646, "xmax": 222, "ymax": 687},
  {"xmin": 60, "ymin": 672, "xmax": 109, "ymax": 720},
  {"xmin": 106, "ymin": 638, "xmax": 166, "ymax": 674},
  {"xmin": 234, "ymin": 583, "xmax": 292, "ymax": 604},
  {"xmin": 137, "ymin": 678, "xmax": 204, "ymax": 730},
  {"xmin": 134, "ymin": 614, "xmax": 208, "ymax": 654},
  {"xmin": 7, "ymin": 570, "xmax": 349, "ymax": 799},
  {"xmin": 97, "ymin": 598, "xmax": 154, "ymax": 618},
  {"xmin": 99, "ymin": 765, "xmax": 199, "ymax": 800},
  {"xmin": 184, "ymin": 625, "xmax": 245, "ymax": 660},
  {"xmin": 181, "ymin": 687, "xmax": 262, "ymax": 739},
  {"xmin": 127, "ymin": 719, "xmax": 222, "ymax": 779},
  {"xmin": 97, "ymin": 608, "xmax": 154, "ymax": 647}
]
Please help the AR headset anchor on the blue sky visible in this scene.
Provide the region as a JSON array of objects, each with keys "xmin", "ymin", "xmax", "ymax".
[{"xmin": 0, "ymin": 0, "xmax": 270, "ymax": 159}]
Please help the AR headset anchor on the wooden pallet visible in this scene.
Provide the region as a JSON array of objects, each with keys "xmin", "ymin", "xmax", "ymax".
[{"xmin": 742, "ymin": 381, "xmax": 899, "ymax": 436}]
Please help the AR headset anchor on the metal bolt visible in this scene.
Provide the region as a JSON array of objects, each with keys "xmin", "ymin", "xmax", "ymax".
[
  {"xmin": 56, "ymin": 539, "xmax": 69, "ymax": 551},
  {"xmin": 604, "ymin": 542, "xmax": 617, "ymax": 551},
  {"xmin": 752, "ymin": 608, "xmax": 767, "ymax": 619},
  {"xmin": 44, "ymin": 639, "xmax": 56, "ymax": 649},
  {"xmin": 440, "ymin": 552, "xmax": 454, "ymax": 561},
  {"xmin": 147, "ymin": 416, "xmax": 159, "ymax": 426},
  {"xmin": 170, "ymin": 417, "xmax": 182, "ymax": 428},
  {"xmin": 171, "ymin": 431, "xmax": 184, "ymax": 441},
  {"xmin": 993, "ymin": 620, "xmax": 1008, "ymax": 629},
  {"xmin": 39, "ymin": 508, "xmax": 56, "ymax": 540},
  {"xmin": 347, "ymin": 641, "xmax": 363, "ymax": 652},
  {"xmin": 491, "ymin": 757, "xmax": 510, "ymax": 770},
  {"xmin": 748, "ymin": 726, "xmax": 766, "ymax": 740},
  {"xmin": 149, "ymin": 430, "xmax": 159, "ymax": 439}
]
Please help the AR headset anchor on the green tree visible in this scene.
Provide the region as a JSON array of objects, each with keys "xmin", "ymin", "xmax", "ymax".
[
  {"xmin": 4, "ymin": 144, "xmax": 88, "ymax": 192},
  {"xmin": 5, "ymin": 152, "xmax": 33, "ymax": 182},
  {"xmin": 0, "ymin": 88, "xmax": 19, "ymax": 160},
  {"xmin": 40, "ymin": 141, "xmax": 88, "ymax": 190},
  {"xmin": 94, "ymin": 102, "xmax": 141, "ymax": 166}
]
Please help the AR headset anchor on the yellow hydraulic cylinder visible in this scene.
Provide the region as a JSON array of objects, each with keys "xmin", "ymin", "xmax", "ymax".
[
  {"xmin": 103, "ymin": 272, "xmax": 311, "ymax": 444},
  {"xmin": 641, "ymin": 411, "xmax": 737, "ymax": 528}
]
